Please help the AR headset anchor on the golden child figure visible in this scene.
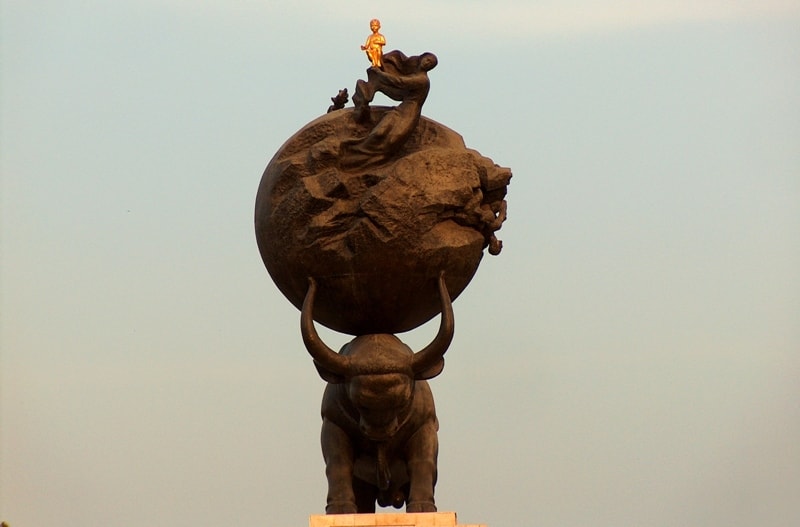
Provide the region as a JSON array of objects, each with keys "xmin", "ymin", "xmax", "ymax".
[{"xmin": 361, "ymin": 19, "xmax": 386, "ymax": 68}]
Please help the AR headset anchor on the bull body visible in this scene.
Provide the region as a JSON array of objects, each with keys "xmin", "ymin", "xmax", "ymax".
[{"xmin": 301, "ymin": 274, "xmax": 453, "ymax": 514}]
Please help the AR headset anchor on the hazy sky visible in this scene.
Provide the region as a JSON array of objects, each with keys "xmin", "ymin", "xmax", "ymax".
[{"xmin": 2, "ymin": 1, "xmax": 799, "ymax": 526}]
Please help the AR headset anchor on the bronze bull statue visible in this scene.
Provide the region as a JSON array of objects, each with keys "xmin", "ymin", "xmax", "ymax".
[{"xmin": 300, "ymin": 273, "xmax": 454, "ymax": 514}]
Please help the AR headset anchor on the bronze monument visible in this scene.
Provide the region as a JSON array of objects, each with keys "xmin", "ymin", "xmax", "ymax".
[{"xmin": 255, "ymin": 22, "xmax": 510, "ymax": 514}]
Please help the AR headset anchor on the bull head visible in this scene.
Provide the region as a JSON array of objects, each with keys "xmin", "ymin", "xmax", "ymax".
[{"xmin": 301, "ymin": 273, "xmax": 454, "ymax": 440}]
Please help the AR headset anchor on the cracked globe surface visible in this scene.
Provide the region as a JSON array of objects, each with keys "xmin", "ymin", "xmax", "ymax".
[{"xmin": 255, "ymin": 107, "xmax": 510, "ymax": 335}]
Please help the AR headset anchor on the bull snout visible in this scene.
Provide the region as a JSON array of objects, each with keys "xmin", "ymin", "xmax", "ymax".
[{"xmin": 359, "ymin": 416, "xmax": 399, "ymax": 441}]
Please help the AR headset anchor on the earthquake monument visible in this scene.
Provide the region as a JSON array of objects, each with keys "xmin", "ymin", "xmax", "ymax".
[{"xmin": 255, "ymin": 20, "xmax": 510, "ymax": 525}]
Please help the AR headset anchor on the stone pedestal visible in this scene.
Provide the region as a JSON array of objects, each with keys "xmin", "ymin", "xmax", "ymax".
[{"xmin": 308, "ymin": 512, "xmax": 485, "ymax": 527}]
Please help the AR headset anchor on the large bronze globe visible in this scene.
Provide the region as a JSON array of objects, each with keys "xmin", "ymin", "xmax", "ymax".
[{"xmin": 255, "ymin": 107, "xmax": 509, "ymax": 335}]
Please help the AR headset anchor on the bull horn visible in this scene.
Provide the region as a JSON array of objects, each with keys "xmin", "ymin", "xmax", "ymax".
[
  {"xmin": 412, "ymin": 272, "xmax": 454, "ymax": 375},
  {"xmin": 300, "ymin": 277, "xmax": 349, "ymax": 376}
]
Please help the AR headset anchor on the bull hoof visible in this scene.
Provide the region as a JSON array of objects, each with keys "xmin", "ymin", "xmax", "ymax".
[
  {"xmin": 326, "ymin": 501, "xmax": 358, "ymax": 514},
  {"xmin": 406, "ymin": 501, "xmax": 436, "ymax": 513}
]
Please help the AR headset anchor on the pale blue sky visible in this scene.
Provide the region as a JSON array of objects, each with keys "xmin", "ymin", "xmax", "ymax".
[{"xmin": 2, "ymin": 1, "xmax": 799, "ymax": 526}]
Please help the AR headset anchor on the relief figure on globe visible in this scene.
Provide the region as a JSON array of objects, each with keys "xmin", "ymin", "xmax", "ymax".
[
  {"xmin": 254, "ymin": 21, "xmax": 511, "ymax": 514},
  {"xmin": 345, "ymin": 50, "xmax": 438, "ymax": 168}
]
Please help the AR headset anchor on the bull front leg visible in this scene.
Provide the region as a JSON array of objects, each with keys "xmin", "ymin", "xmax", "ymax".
[
  {"xmin": 321, "ymin": 419, "xmax": 358, "ymax": 514},
  {"xmin": 403, "ymin": 421, "xmax": 438, "ymax": 512}
]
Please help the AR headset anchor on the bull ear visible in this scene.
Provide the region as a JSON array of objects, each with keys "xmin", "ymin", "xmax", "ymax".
[
  {"xmin": 314, "ymin": 361, "xmax": 346, "ymax": 384},
  {"xmin": 414, "ymin": 358, "xmax": 445, "ymax": 380}
]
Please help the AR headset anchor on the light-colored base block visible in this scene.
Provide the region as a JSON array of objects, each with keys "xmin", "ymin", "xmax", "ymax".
[{"xmin": 308, "ymin": 512, "xmax": 485, "ymax": 527}]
